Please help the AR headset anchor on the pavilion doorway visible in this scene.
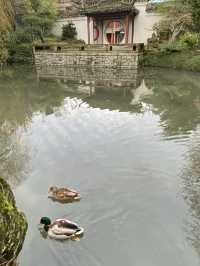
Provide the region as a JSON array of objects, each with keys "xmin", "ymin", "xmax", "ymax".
[{"xmin": 105, "ymin": 20, "xmax": 125, "ymax": 44}]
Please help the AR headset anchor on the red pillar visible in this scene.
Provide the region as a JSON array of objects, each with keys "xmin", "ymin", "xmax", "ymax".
[
  {"xmin": 87, "ymin": 16, "xmax": 90, "ymax": 45},
  {"xmin": 131, "ymin": 17, "xmax": 134, "ymax": 44},
  {"xmin": 91, "ymin": 17, "xmax": 94, "ymax": 44},
  {"xmin": 101, "ymin": 20, "xmax": 104, "ymax": 44},
  {"xmin": 125, "ymin": 15, "xmax": 129, "ymax": 44},
  {"xmin": 111, "ymin": 33, "xmax": 114, "ymax": 44}
]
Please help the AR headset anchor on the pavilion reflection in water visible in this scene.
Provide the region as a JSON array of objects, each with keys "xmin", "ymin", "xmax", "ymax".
[{"xmin": 36, "ymin": 66, "xmax": 154, "ymax": 112}]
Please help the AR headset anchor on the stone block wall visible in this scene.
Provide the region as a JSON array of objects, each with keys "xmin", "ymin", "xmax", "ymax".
[
  {"xmin": 36, "ymin": 65, "xmax": 139, "ymax": 86},
  {"xmin": 34, "ymin": 51, "xmax": 141, "ymax": 69}
]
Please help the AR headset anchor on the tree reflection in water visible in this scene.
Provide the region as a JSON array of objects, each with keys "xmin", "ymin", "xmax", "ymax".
[
  {"xmin": 0, "ymin": 67, "xmax": 70, "ymax": 186},
  {"xmin": 181, "ymin": 129, "xmax": 200, "ymax": 255},
  {"xmin": 142, "ymin": 68, "xmax": 200, "ymax": 137},
  {"xmin": 0, "ymin": 121, "xmax": 29, "ymax": 187}
]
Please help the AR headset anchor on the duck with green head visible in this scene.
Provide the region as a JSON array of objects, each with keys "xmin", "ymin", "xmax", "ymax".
[{"xmin": 39, "ymin": 217, "xmax": 84, "ymax": 240}]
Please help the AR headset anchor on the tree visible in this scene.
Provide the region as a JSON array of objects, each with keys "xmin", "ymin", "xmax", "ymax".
[
  {"xmin": 0, "ymin": 0, "xmax": 15, "ymax": 31},
  {"xmin": 0, "ymin": 0, "xmax": 15, "ymax": 64},
  {"xmin": 62, "ymin": 23, "xmax": 77, "ymax": 40},
  {"xmin": 186, "ymin": 0, "xmax": 200, "ymax": 31},
  {"xmin": 153, "ymin": 0, "xmax": 193, "ymax": 42},
  {"xmin": 19, "ymin": 0, "xmax": 57, "ymax": 42}
]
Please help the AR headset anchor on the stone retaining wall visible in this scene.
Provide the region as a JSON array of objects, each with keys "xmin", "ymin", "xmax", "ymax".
[
  {"xmin": 34, "ymin": 51, "xmax": 141, "ymax": 69},
  {"xmin": 36, "ymin": 65, "xmax": 138, "ymax": 83}
]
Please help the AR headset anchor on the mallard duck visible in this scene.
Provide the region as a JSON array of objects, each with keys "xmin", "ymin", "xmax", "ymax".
[
  {"xmin": 39, "ymin": 217, "xmax": 84, "ymax": 240},
  {"xmin": 48, "ymin": 186, "xmax": 81, "ymax": 203}
]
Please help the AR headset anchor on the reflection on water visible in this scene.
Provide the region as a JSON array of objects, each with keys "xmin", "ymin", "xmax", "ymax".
[
  {"xmin": 0, "ymin": 66, "xmax": 200, "ymax": 265},
  {"xmin": 181, "ymin": 128, "xmax": 200, "ymax": 254},
  {"xmin": 143, "ymin": 69, "xmax": 200, "ymax": 138}
]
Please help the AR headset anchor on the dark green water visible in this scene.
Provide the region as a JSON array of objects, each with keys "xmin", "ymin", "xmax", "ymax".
[{"xmin": 0, "ymin": 66, "xmax": 200, "ymax": 266}]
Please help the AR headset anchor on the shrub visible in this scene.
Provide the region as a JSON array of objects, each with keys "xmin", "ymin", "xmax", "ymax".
[
  {"xmin": 159, "ymin": 42, "xmax": 186, "ymax": 54},
  {"xmin": 179, "ymin": 32, "xmax": 200, "ymax": 48},
  {"xmin": 142, "ymin": 50, "xmax": 200, "ymax": 72},
  {"xmin": 8, "ymin": 43, "xmax": 33, "ymax": 64},
  {"xmin": 43, "ymin": 36, "xmax": 59, "ymax": 43},
  {"xmin": 10, "ymin": 28, "xmax": 33, "ymax": 44},
  {"xmin": 62, "ymin": 23, "xmax": 77, "ymax": 41}
]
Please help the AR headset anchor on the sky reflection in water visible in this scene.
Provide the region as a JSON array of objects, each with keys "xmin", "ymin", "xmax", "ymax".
[{"xmin": 0, "ymin": 66, "xmax": 200, "ymax": 266}]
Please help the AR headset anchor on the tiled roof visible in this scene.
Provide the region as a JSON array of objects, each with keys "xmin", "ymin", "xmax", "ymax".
[{"xmin": 81, "ymin": 0, "xmax": 137, "ymax": 15}]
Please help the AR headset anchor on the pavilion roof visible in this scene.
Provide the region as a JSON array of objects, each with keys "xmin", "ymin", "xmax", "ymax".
[{"xmin": 81, "ymin": 0, "xmax": 138, "ymax": 15}]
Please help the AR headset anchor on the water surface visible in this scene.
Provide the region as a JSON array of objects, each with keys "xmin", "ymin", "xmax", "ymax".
[{"xmin": 0, "ymin": 66, "xmax": 200, "ymax": 266}]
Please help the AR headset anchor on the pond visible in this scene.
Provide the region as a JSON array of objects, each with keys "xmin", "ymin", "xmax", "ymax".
[{"xmin": 0, "ymin": 66, "xmax": 200, "ymax": 266}]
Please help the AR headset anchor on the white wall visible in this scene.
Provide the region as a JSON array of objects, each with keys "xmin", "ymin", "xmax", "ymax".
[
  {"xmin": 134, "ymin": 2, "xmax": 162, "ymax": 44},
  {"xmin": 52, "ymin": 16, "xmax": 88, "ymax": 43},
  {"xmin": 128, "ymin": 18, "xmax": 133, "ymax": 44}
]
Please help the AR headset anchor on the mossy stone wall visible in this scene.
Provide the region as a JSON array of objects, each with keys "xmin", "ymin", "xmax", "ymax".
[{"xmin": 0, "ymin": 177, "xmax": 27, "ymax": 265}]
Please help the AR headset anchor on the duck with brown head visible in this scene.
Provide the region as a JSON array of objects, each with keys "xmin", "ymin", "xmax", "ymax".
[{"xmin": 48, "ymin": 186, "xmax": 81, "ymax": 203}]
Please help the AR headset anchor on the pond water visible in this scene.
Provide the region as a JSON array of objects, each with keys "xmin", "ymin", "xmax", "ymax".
[{"xmin": 0, "ymin": 66, "xmax": 200, "ymax": 266}]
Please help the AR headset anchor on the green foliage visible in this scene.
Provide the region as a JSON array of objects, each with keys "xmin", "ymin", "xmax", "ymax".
[
  {"xmin": 62, "ymin": 23, "xmax": 77, "ymax": 41},
  {"xmin": 159, "ymin": 42, "xmax": 186, "ymax": 54},
  {"xmin": 153, "ymin": 20, "xmax": 171, "ymax": 41},
  {"xmin": 0, "ymin": 177, "xmax": 28, "ymax": 263},
  {"xmin": 0, "ymin": 0, "xmax": 14, "ymax": 31},
  {"xmin": 186, "ymin": 0, "xmax": 200, "ymax": 31},
  {"xmin": 8, "ymin": 43, "xmax": 33, "ymax": 64},
  {"xmin": 43, "ymin": 35, "xmax": 60, "ymax": 43},
  {"xmin": 0, "ymin": 30, "xmax": 9, "ymax": 64},
  {"xmin": 179, "ymin": 32, "xmax": 200, "ymax": 48},
  {"xmin": 7, "ymin": 26, "xmax": 34, "ymax": 64},
  {"xmin": 152, "ymin": 0, "xmax": 192, "ymax": 42},
  {"xmin": 3, "ymin": 0, "xmax": 58, "ymax": 64},
  {"xmin": 143, "ymin": 50, "xmax": 200, "ymax": 72},
  {"xmin": 18, "ymin": 0, "xmax": 57, "ymax": 43},
  {"xmin": 0, "ymin": 193, "xmax": 14, "ymax": 214},
  {"xmin": 10, "ymin": 27, "xmax": 33, "ymax": 44}
]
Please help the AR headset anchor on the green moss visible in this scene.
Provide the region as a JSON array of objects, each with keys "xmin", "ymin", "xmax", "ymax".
[
  {"xmin": 142, "ymin": 50, "xmax": 200, "ymax": 72},
  {"xmin": 0, "ymin": 177, "xmax": 27, "ymax": 265},
  {"xmin": 0, "ymin": 193, "xmax": 14, "ymax": 214}
]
